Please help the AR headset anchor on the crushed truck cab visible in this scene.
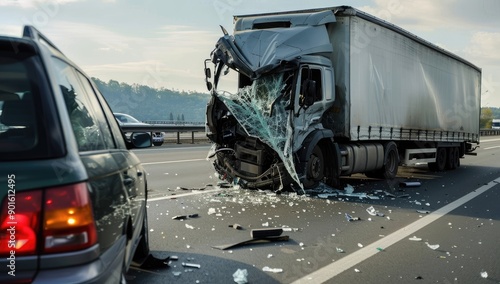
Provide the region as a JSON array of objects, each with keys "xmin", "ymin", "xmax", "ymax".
[{"xmin": 205, "ymin": 6, "xmax": 481, "ymax": 191}]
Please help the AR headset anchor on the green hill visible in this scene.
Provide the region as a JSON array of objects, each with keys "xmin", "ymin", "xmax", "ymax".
[{"xmin": 93, "ymin": 78, "xmax": 210, "ymax": 123}]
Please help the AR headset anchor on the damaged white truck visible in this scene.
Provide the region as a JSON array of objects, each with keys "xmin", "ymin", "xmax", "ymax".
[{"xmin": 204, "ymin": 6, "xmax": 481, "ymax": 191}]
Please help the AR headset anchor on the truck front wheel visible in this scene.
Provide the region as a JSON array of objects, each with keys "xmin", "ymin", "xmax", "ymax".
[{"xmin": 303, "ymin": 146, "xmax": 325, "ymax": 188}]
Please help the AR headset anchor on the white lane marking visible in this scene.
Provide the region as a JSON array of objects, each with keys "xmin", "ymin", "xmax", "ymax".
[
  {"xmin": 292, "ymin": 177, "xmax": 500, "ymax": 284},
  {"xmin": 142, "ymin": 158, "xmax": 207, "ymax": 166},
  {"xmin": 484, "ymin": 146, "xmax": 500, "ymax": 150},
  {"xmin": 148, "ymin": 188, "xmax": 222, "ymax": 202},
  {"xmin": 480, "ymin": 138, "xmax": 500, "ymax": 143}
]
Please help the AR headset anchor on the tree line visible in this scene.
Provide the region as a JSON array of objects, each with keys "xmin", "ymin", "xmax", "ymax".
[
  {"xmin": 481, "ymin": 107, "xmax": 500, "ymax": 129},
  {"xmin": 92, "ymin": 78, "xmax": 210, "ymax": 123}
]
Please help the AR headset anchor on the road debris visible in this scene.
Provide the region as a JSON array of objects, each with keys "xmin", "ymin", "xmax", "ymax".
[
  {"xmin": 417, "ymin": 210, "xmax": 431, "ymax": 214},
  {"xmin": 251, "ymin": 228, "xmax": 283, "ymax": 239},
  {"xmin": 336, "ymin": 247, "xmax": 345, "ymax": 253},
  {"xmin": 366, "ymin": 206, "xmax": 384, "ymax": 217},
  {"xmin": 357, "ymin": 243, "xmax": 364, "ymax": 248},
  {"xmin": 185, "ymin": 224, "xmax": 195, "ymax": 229},
  {"xmin": 182, "ymin": 262, "xmax": 201, "ymax": 269},
  {"xmin": 481, "ymin": 271, "xmax": 488, "ymax": 279},
  {"xmin": 228, "ymin": 224, "xmax": 243, "ymax": 230},
  {"xmin": 354, "ymin": 268, "xmax": 360, "ymax": 273},
  {"xmin": 425, "ymin": 242, "xmax": 440, "ymax": 250},
  {"xmin": 172, "ymin": 215, "xmax": 188, "ymax": 220},
  {"xmin": 233, "ymin": 268, "xmax": 248, "ymax": 284},
  {"xmin": 409, "ymin": 236, "xmax": 422, "ymax": 241},
  {"xmin": 212, "ymin": 235, "xmax": 289, "ymax": 250},
  {"xmin": 263, "ymin": 266, "xmax": 283, "ymax": 273},
  {"xmin": 400, "ymin": 181, "xmax": 421, "ymax": 187},
  {"xmin": 345, "ymin": 213, "xmax": 360, "ymax": 222}
]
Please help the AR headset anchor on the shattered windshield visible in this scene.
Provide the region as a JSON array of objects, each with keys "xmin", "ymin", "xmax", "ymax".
[{"xmin": 215, "ymin": 71, "xmax": 302, "ymax": 189}]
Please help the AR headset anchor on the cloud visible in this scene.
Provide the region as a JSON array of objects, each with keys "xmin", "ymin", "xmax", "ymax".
[
  {"xmin": 358, "ymin": 0, "xmax": 500, "ymax": 33},
  {"xmin": 0, "ymin": 0, "xmax": 83, "ymax": 8},
  {"xmin": 44, "ymin": 22, "xmax": 219, "ymax": 91},
  {"xmin": 464, "ymin": 32, "xmax": 500, "ymax": 63}
]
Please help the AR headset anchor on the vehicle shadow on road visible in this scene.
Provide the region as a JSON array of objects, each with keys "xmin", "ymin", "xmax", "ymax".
[{"xmin": 126, "ymin": 250, "xmax": 282, "ymax": 283}]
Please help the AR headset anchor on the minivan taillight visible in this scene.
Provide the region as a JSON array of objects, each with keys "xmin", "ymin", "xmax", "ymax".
[
  {"xmin": 43, "ymin": 182, "xmax": 97, "ymax": 253},
  {"xmin": 0, "ymin": 182, "xmax": 97, "ymax": 256},
  {"xmin": 0, "ymin": 191, "xmax": 42, "ymax": 256}
]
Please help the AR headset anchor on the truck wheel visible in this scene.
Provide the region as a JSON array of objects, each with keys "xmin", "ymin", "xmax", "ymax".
[
  {"xmin": 454, "ymin": 147, "xmax": 460, "ymax": 168},
  {"xmin": 303, "ymin": 146, "xmax": 324, "ymax": 188},
  {"xmin": 429, "ymin": 147, "xmax": 447, "ymax": 171},
  {"xmin": 381, "ymin": 142, "xmax": 399, "ymax": 179},
  {"xmin": 446, "ymin": 147, "xmax": 457, "ymax": 170},
  {"xmin": 448, "ymin": 147, "xmax": 460, "ymax": 169}
]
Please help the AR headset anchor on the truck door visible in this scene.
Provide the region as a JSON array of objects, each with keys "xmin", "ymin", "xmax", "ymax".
[{"xmin": 294, "ymin": 66, "xmax": 333, "ymax": 132}]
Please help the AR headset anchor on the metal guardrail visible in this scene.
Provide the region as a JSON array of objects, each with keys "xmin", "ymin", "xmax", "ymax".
[
  {"xmin": 120, "ymin": 124, "xmax": 206, "ymax": 144},
  {"xmin": 121, "ymin": 125, "xmax": 500, "ymax": 144},
  {"xmin": 480, "ymin": 129, "xmax": 500, "ymax": 136},
  {"xmin": 143, "ymin": 120, "xmax": 205, "ymax": 125}
]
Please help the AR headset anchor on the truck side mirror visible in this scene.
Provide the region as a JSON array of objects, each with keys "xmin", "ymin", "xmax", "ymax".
[{"xmin": 204, "ymin": 59, "xmax": 213, "ymax": 91}]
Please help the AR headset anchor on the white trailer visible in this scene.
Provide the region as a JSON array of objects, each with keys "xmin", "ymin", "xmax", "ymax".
[{"xmin": 205, "ymin": 6, "xmax": 481, "ymax": 190}]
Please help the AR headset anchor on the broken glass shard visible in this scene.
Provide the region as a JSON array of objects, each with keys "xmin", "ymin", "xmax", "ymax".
[
  {"xmin": 233, "ymin": 269, "xmax": 248, "ymax": 284},
  {"xmin": 216, "ymin": 73, "xmax": 300, "ymax": 189},
  {"xmin": 426, "ymin": 242, "xmax": 440, "ymax": 250},
  {"xmin": 262, "ymin": 266, "xmax": 283, "ymax": 273}
]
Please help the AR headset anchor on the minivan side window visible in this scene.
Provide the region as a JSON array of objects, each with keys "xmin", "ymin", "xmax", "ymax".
[
  {"xmin": 52, "ymin": 58, "xmax": 108, "ymax": 151},
  {"xmin": 74, "ymin": 71, "xmax": 115, "ymax": 149}
]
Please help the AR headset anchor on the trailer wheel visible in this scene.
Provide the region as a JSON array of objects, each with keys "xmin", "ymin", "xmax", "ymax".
[
  {"xmin": 448, "ymin": 147, "xmax": 460, "ymax": 169},
  {"xmin": 429, "ymin": 147, "xmax": 447, "ymax": 171},
  {"xmin": 381, "ymin": 142, "xmax": 399, "ymax": 179},
  {"xmin": 446, "ymin": 147, "xmax": 457, "ymax": 170},
  {"xmin": 303, "ymin": 146, "xmax": 324, "ymax": 188}
]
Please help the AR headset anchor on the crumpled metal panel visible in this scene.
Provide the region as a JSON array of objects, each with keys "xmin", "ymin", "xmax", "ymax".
[{"xmin": 214, "ymin": 11, "xmax": 335, "ymax": 80}]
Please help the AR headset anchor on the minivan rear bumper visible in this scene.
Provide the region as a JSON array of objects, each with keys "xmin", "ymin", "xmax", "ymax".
[
  {"xmin": 33, "ymin": 236, "xmax": 126, "ymax": 284},
  {"xmin": 0, "ymin": 235, "xmax": 126, "ymax": 284}
]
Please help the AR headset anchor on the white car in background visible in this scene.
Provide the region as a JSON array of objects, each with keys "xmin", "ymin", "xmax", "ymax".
[{"xmin": 114, "ymin": 113, "xmax": 165, "ymax": 146}]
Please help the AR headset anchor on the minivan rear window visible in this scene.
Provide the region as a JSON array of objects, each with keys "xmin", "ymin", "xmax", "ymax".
[{"xmin": 0, "ymin": 42, "xmax": 53, "ymax": 160}]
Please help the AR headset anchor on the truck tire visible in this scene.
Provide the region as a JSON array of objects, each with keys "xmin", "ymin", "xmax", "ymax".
[
  {"xmin": 446, "ymin": 147, "xmax": 457, "ymax": 170},
  {"xmin": 381, "ymin": 142, "xmax": 399, "ymax": 179},
  {"xmin": 303, "ymin": 146, "xmax": 325, "ymax": 188},
  {"xmin": 447, "ymin": 147, "xmax": 460, "ymax": 169},
  {"xmin": 454, "ymin": 147, "xmax": 460, "ymax": 168},
  {"xmin": 428, "ymin": 147, "xmax": 447, "ymax": 171},
  {"xmin": 365, "ymin": 142, "xmax": 398, "ymax": 179}
]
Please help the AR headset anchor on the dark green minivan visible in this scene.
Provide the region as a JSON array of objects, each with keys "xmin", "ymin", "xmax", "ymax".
[{"xmin": 0, "ymin": 26, "xmax": 151, "ymax": 283}]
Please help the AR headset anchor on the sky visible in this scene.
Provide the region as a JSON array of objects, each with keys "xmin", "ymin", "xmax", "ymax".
[{"xmin": 0, "ymin": 0, "xmax": 499, "ymax": 107}]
